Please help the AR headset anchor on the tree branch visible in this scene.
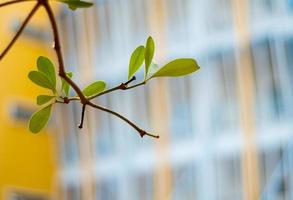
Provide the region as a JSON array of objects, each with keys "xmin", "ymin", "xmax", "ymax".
[
  {"xmin": 0, "ymin": 0, "xmax": 34, "ymax": 8},
  {"xmin": 0, "ymin": 2, "xmax": 40, "ymax": 60},
  {"xmin": 42, "ymin": 2, "xmax": 88, "ymax": 104},
  {"xmin": 0, "ymin": 0, "xmax": 160, "ymax": 139},
  {"xmin": 88, "ymin": 77, "xmax": 146, "ymax": 100},
  {"xmin": 87, "ymin": 101, "xmax": 159, "ymax": 138}
]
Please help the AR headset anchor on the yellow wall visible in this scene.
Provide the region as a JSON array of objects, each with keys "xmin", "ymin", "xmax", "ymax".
[{"xmin": 0, "ymin": 3, "xmax": 56, "ymax": 199}]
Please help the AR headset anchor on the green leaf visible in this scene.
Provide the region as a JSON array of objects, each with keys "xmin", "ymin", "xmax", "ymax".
[
  {"xmin": 144, "ymin": 36, "xmax": 155, "ymax": 77},
  {"xmin": 37, "ymin": 95, "xmax": 55, "ymax": 105},
  {"xmin": 58, "ymin": 0, "xmax": 93, "ymax": 10},
  {"xmin": 128, "ymin": 45, "xmax": 145, "ymax": 80},
  {"xmin": 37, "ymin": 56, "xmax": 56, "ymax": 88},
  {"xmin": 82, "ymin": 81, "xmax": 106, "ymax": 97},
  {"xmin": 62, "ymin": 72, "xmax": 73, "ymax": 96},
  {"xmin": 28, "ymin": 71, "xmax": 55, "ymax": 90},
  {"xmin": 151, "ymin": 58, "xmax": 200, "ymax": 78},
  {"xmin": 145, "ymin": 62, "xmax": 159, "ymax": 79},
  {"xmin": 29, "ymin": 105, "xmax": 52, "ymax": 134}
]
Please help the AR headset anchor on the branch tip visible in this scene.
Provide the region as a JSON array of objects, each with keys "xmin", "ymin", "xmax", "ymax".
[
  {"xmin": 119, "ymin": 76, "xmax": 137, "ymax": 90},
  {"xmin": 78, "ymin": 104, "xmax": 86, "ymax": 129},
  {"xmin": 125, "ymin": 76, "xmax": 136, "ymax": 85},
  {"xmin": 139, "ymin": 130, "xmax": 160, "ymax": 139}
]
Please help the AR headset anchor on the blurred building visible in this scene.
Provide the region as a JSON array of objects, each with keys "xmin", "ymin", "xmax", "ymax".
[
  {"xmin": 0, "ymin": 3, "xmax": 57, "ymax": 200},
  {"xmin": 55, "ymin": 0, "xmax": 293, "ymax": 200}
]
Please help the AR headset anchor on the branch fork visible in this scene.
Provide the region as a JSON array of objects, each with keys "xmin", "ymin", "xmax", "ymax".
[{"xmin": 117, "ymin": 76, "xmax": 136, "ymax": 90}]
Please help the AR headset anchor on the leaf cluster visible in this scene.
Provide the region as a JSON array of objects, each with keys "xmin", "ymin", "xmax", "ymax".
[
  {"xmin": 28, "ymin": 37, "xmax": 200, "ymax": 134},
  {"xmin": 0, "ymin": 0, "xmax": 200, "ymax": 138},
  {"xmin": 28, "ymin": 57, "xmax": 109, "ymax": 133},
  {"xmin": 128, "ymin": 36, "xmax": 200, "ymax": 81}
]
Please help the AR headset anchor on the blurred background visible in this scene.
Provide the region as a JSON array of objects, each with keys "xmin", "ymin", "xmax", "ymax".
[{"xmin": 1, "ymin": 0, "xmax": 293, "ymax": 199}]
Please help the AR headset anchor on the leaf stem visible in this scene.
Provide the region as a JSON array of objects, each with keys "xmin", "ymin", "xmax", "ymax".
[
  {"xmin": 0, "ymin": 2, "xmax": 40, "ymax": 60},
  {"xmin": 87, "ymin": 101, "xmax": 159, "ymax": 139}
]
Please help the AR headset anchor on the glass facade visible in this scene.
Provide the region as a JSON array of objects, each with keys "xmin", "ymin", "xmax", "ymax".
[{"xmin": 56, "ymin": 0, "xmax": 293, "ymax": 199}]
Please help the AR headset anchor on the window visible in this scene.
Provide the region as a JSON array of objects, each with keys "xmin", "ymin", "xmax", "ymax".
[
  {"xmin": 259, "ymin": 147, "xmax": 288, "ymax": 199},
  {"xmin": 250, "ymin": 0, "xmax": 276, "ymax": 21},
  {"xmin": 96, "ymin": 178, "xmax": 118, "ymax": 200},
  {"xmin": 205, "ymin": 0, "xmax": 233, "ymax": 33},
  {"xmin": 62, "ymin": 104, "xmax": 80, "ymax": 166},
  {"xmin": 206, "ymin": 51, "xmax": 239, "ymax": 133},
  {"xmin": 9, "ymin": 191, "xmax": 48, "ymax": 200},
  {"xmin": 166, "ymin": 0, "xmax": 191, "ymax": 46},
  {"xmin": 285, "ymin": 37, "xmax": 293, "ymax": 90},
  {"xmin": 132, "ymin": 173, "xmax": 154, "ymax": 200},
  {"xmin": 169, "ymin": 78, "xmax": 194, "ymax": 140},
  {"xmin": 289, "ymin": 0, "xmax": 293, "ymax": 12},
  {"xmin": 10, "ymin": 104, "xmax": 34, "ymax": 122},
  {"xmin": 171, "ymin": 163, "xmax": 197, "ymax": 200},
  {"xmin": 215, "ymin": 155, "xmax": 242, "ymax": 200},
  {"xmin": 65, "ymin": 184, "xmax": 80, "ymax": 200},
  {"xmin": 94, "ymin": 95, "xmax": 117, "ymax": 157},
  {"xmin": 251, "ymin": 38, "xmax": 282, "ymax": 123}
]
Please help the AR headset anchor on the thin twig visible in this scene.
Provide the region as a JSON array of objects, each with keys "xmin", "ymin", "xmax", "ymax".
[
  {"xmin": 42, "ymin": 2, "xmax": 88, "ymax": 104},
  {"xmin": 55, "ymin": 100, "xmax": 66, "ymax": 104},
  {"xmin": 124, "ymin": 81, "xmax": 146, "ymax": 90},
  {"xmin": 124, "ymin": 76, "xmax": 137, "ymax": 85},
  {"xmin": 88, "ymin": 78, "xmax": 146, "ymax": 100},
  {"xmin": 67, "ymin": 97, "xmax": 80, "ymax": 101},
  {"xmin": 0, "ymin": 0, "xmax": 34, "ymax": 8},
  {"xmin": 0, "ymin": 2, "xmax": 40, "ymax": 60},
  {"xmin": 78, "ymin": 104, "xmax": 86, "ymax": 129},
  {"xmin": 88, "ymin": 76, "xmax": 136, "ymax": 100},
  {"xmin": 87, "ymin": 101, "xmax": 159, "ymax": 138}
]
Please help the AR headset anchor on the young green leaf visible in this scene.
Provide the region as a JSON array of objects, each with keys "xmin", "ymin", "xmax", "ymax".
[
  {"xmin": 28, "ymin": 71, "xmax": 55, "ymax": 91},
  {"xmin": 150, "ymin": 58, "xmax": 200, "ymax": 79},
  {"xmin": 128, "ymin": 45, "xmax": 145, "ymax": 80},
  {"xmin": 145, "ymin": 62, "xmax": 159, "ymax": 79},
  {"xmin": 61, "ymin": 72, "xmax": 73, "ymax": 96},
  {"xmin": 57, "ymin": 0, "xmax": 93, "ymax": 10},
  {"xmin": 82, "ymin": 81, "xmax": 106, "ymax": 97},
  {"xmin": 29, "ymin": 105, "xmax": 52, "ymax": 134},
  {"xmin": 144, "ymin": 36, "xmax": 155, "ymax": 77},
  {"xmin": 37, "ymin": 95, "xmax": 55, "ymax": 105},
  {"xmin": 37, "ymin": 56, "xmax": 56, "ymax": 88}
]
